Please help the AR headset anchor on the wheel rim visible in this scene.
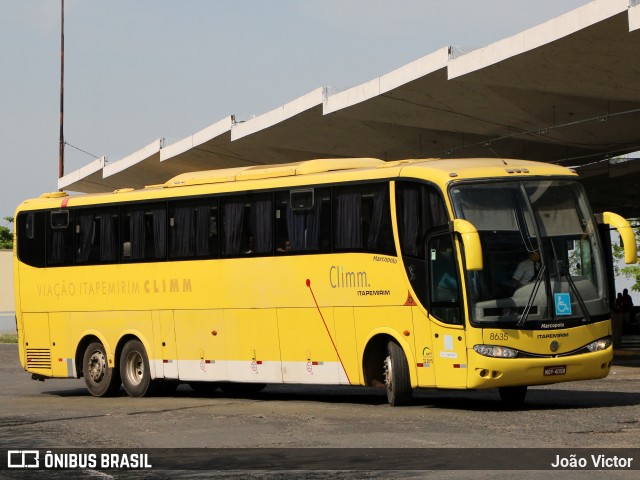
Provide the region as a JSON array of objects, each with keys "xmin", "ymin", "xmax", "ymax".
[
  {"xmin": 124, "ymin": 351, "xmax": 144, "ymax": 387},
  {"xmin": 87, "ymin": 349, "xmax": 107, "ymax": 384},
  {"xmin": 383, "ymin": 354, "xmax": 393, "ymax": 392}
]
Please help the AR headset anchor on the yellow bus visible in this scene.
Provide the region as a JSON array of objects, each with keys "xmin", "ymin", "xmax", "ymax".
[{"xmin": 13, "ymin": 157, "xmax": 637, "ymax": 405}]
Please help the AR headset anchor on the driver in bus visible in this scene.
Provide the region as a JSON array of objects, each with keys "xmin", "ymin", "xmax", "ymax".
[{"xmin": 510, "ymin": 252, "xmax": 540, "ymax": 288}]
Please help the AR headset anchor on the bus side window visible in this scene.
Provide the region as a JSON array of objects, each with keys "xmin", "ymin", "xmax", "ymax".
[
  {"xmin": 334, "ymin": 188, "xmax": 363, "ymax": 250},
  {"xmin": 121, "ymin": 204, "xmax": 167, "ymax": 261},
  {"xmin": 170, "ymin": 201, "xmax": 218, "ymax": 259},
  {"xmin": 75, "ymin": 212, "xmax": 96, "ymax": 264},
  {"xmin": 221, "ymin": 199, "xmax": 245, "ymax": 256},
  {"xmin": 275, "ymin": 192, "xmax": 293, "ymax": 254},
  {"xmin": 396, "ymin": 181, "xmax": 449, "ymax": 308},
  {"xmin": 280, "ymin": 188, "xmax": 330, "ymax": 253},
  {"xmin": 48, "ymin": 210, "xmax": 73, "ymax": 266},
  {"xmin": 98, "ymin": 211, "xmax": 118, "ymax": 263},
  {"xmin": 249, "ymin": 195, "xmax": 273, "ymax": 255},
  {"xmin": 17, "ymin": 212, "xmax": 46, "ymax": 268},
  {"xmin": 169, "ymin": 200, "xmax": 218, "ymax": 259},
  {"xmin": 221, "ymin": 195, "xmax": 272, "ymax": 257},
  {"xmin": 333, "ymin": 183, "xmax": 394, "ymax": 254}
]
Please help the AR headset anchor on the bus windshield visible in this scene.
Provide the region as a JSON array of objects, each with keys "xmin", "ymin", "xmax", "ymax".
[{"xmin": 451, "ymin": 180, "xmax": 609, "ymax": 327}]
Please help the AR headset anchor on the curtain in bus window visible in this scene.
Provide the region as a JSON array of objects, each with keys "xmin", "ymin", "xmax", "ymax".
[
  {"xmin": 306, "ymin": 196, "xmax": 323, "ymax": 250},
  {"xmin": 366, "ymin": 188, "xmax": 386, "ymax": 250},
  {"xmin": 76, "ymin": 214, "xmax": 94, "ymax": 263},
  {"xmin": 195, "ymin": 204, "xmax": 211, "ymax": 257},
  {"xmin": 457, "ymin": 188, "xmax": 518, "ymax": 231},
  {"xmin": 429, "ymin": 190, "xmax": 448, "ymax": 229},
  {"xmin": 530, "ymin": 187, "xmax": 583, "ymax": 236},
  {"xmin": 251, "ymin": 198, "xmax": 272, "ymax": 254},
  {"xmin": 286, "ymin": 206, "xmax": 306, "ymax": 251},
  {"xmin": 400, "ymin": 187, "xmax": 420, "ymax": 256},
  {"xmin": 99, "ymin": 213, "xmax": 116, "ymax": 262},
  {"xmin": 129, "ymin": 209, "xmax": 145, "ymax": 259},
  {"xmin": 152, "ymin": 208, "xmax": 167, "ymax": 259},
  {"xmin": 223, "ymin": 201, "xmax": 244, "ymax": 255},
  {"xmin": 49, "ymin": 230, "xmax": 65, "ymax": 265},
  {"xmin": 335, "ymin": 191, "xmax": 362, "ymax": 249},
  {"xmin": 172, "ymin": 206, "xmax": 194, "ymax": 258}
]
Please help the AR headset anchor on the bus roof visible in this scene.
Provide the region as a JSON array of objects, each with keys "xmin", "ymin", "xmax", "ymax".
[{"xmin": 19, "ymin": 157, "xmax": 576, "ymax": 211}]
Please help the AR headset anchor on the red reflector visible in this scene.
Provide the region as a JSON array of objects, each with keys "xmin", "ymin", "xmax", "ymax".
[
  {"xmin": 312, "ymin": 362, "xmax": 318, "ymax": 365},
  {"xmin": 453, "ymin": 364, "xmax": 461, "ymax": 368},
  {"xmin": 256, "ymin": 361, "xmax": 263, "ymax": 365},
  {"xmin": 417, "ymin": 363, "xmax": 424, "ymax": 367}
]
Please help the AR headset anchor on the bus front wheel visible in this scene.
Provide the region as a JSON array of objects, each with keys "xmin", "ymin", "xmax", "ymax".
[
  {"xmin": 82, "ymin": 341, "xmax": 121, "ymax": 397},
  {"xmin": 384, "ymin": 340, "xmax": 412, "ymax": 406},
  {"xmin": 120, "ymin": 340, "xmax": 153, "ymax": 397}
]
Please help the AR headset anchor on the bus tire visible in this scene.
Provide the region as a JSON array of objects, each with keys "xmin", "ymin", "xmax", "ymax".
[
  {"xmin": 82, "ymin": 341, "xmax": 121, "ymax": 397},
  {"xmin": 120, "ymin": 340, "xmax": 152, "ymax": 397},
  {"xmin": 499, "ymin": 386, "xmax": 528, "ymax": 406},
  {"xmin": 384, "ymin": 340, "xmax": 412, "ymax": 406}
]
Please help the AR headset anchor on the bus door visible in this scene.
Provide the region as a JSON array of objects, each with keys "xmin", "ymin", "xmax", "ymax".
[
  {"xmin": 426, "ymin": 233, "xmax": 468, "ymax": 388},
  {"xmin": 154, "ymin": 310, "xmax": 179, "ymax": 379}
]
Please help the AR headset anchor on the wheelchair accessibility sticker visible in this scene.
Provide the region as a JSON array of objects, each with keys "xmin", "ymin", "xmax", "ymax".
[{"xmin": 554, "ymin": 293, "xmax": 572, "ymax": 316}]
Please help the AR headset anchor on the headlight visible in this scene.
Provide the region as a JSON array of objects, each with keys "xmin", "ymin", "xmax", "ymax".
[
  {"xmin": 473, "ymin": 344, "xmax": 518, "ymax": 358},
  {"xmin": 586, "ymin": 336, "xmax": 611, "ymax": 352}
]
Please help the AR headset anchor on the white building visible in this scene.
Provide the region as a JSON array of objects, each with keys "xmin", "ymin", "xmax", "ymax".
[{"xmin": 0, "ymin": 250, "xmax": 15, "ymax": 333}]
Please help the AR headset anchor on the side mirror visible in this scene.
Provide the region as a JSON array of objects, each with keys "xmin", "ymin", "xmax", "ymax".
[
  {"xmin": 451, "ymin": 219, "xmax": 483, "ymax": 271},
  {"xmin": 601, "ymin": 212, "xmax": 637, "ymax": 264}
]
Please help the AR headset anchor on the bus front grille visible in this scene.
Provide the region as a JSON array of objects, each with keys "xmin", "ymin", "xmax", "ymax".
[{"xmin": 26, "ymin": 348, "xmax": 51, "ymax": 369}]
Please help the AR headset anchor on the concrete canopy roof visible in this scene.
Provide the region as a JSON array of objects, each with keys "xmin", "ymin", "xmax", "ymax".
[{"xmin": 60, "ymin": 0, "xmax": 640, "ymax": 215}]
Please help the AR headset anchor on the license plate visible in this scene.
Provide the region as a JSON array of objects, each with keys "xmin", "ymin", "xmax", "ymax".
[{"xmin": 544, "ymin": 365, "xmax": 566, "ymax": 376}]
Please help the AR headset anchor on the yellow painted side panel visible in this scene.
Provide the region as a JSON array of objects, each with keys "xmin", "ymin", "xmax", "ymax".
[
  {"xmin": 173, "ymin": 309, "xmax": 226, "ymax": 380},
  {"xmin": 278, "ymin": 307, "xmax": 354, "ymax": 384},
  {"xmin": 223, "ymin": 309, "xmax": 282, "ymax": 382},
  {"xmin": 153, "ymin": 310, "xmax": 178, "ymax": 378},
  {"xmin": 411, "ymin": 307, "xmax": 436, "ymax": 387},
  {"xmin": 430, "ymin": 320, "xmax": 467, "ymax": 388},
  {"xmin": 48, "ymin": 312, "xmax": 74, "ymax": 377},
  {"xmin": 277, "ymin": 308, "xmax": 336, "ymax": 363},
  {"xmin": 333, "ymin": 307, "xmax": 360, "ymax": 385}
]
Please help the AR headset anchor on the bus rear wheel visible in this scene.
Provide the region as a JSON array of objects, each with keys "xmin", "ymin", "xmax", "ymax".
[
  {"xmin": 499, "ymin": 386, "xmax": 528, "ymax": 406},
  {"xmin": 83, "ymin": 341, "xmax": 121, "ymax": 397},
  {"xmin": 384, "ymin": 340, "xmax": 412, "ymax": 406},
  {"xmin": 120, "ymin": 340, "xmax": 153, "ymax": 397}
]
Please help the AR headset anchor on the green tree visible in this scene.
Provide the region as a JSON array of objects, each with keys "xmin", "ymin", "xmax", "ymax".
[
  {"xmin": 0, "ymin": 216, "xmax": 13, "ymax": 249},
  {"xmin": 612, "ymin": 222, "xmax": 640, "ymax": 292}
]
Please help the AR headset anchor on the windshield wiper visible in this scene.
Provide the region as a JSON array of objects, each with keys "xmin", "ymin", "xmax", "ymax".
[
  {"xmin": 517, "ymin": 264, "xmax": 546, "ymax": 326},
  {"xmin": 560, "ymin": 269, "xmax": 591, "ymax": 323}
]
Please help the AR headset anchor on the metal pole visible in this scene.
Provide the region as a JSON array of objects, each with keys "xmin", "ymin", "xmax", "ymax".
[{"xmin": 59, "ymin": 0, "xmax": 64, "ymax": 181}]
